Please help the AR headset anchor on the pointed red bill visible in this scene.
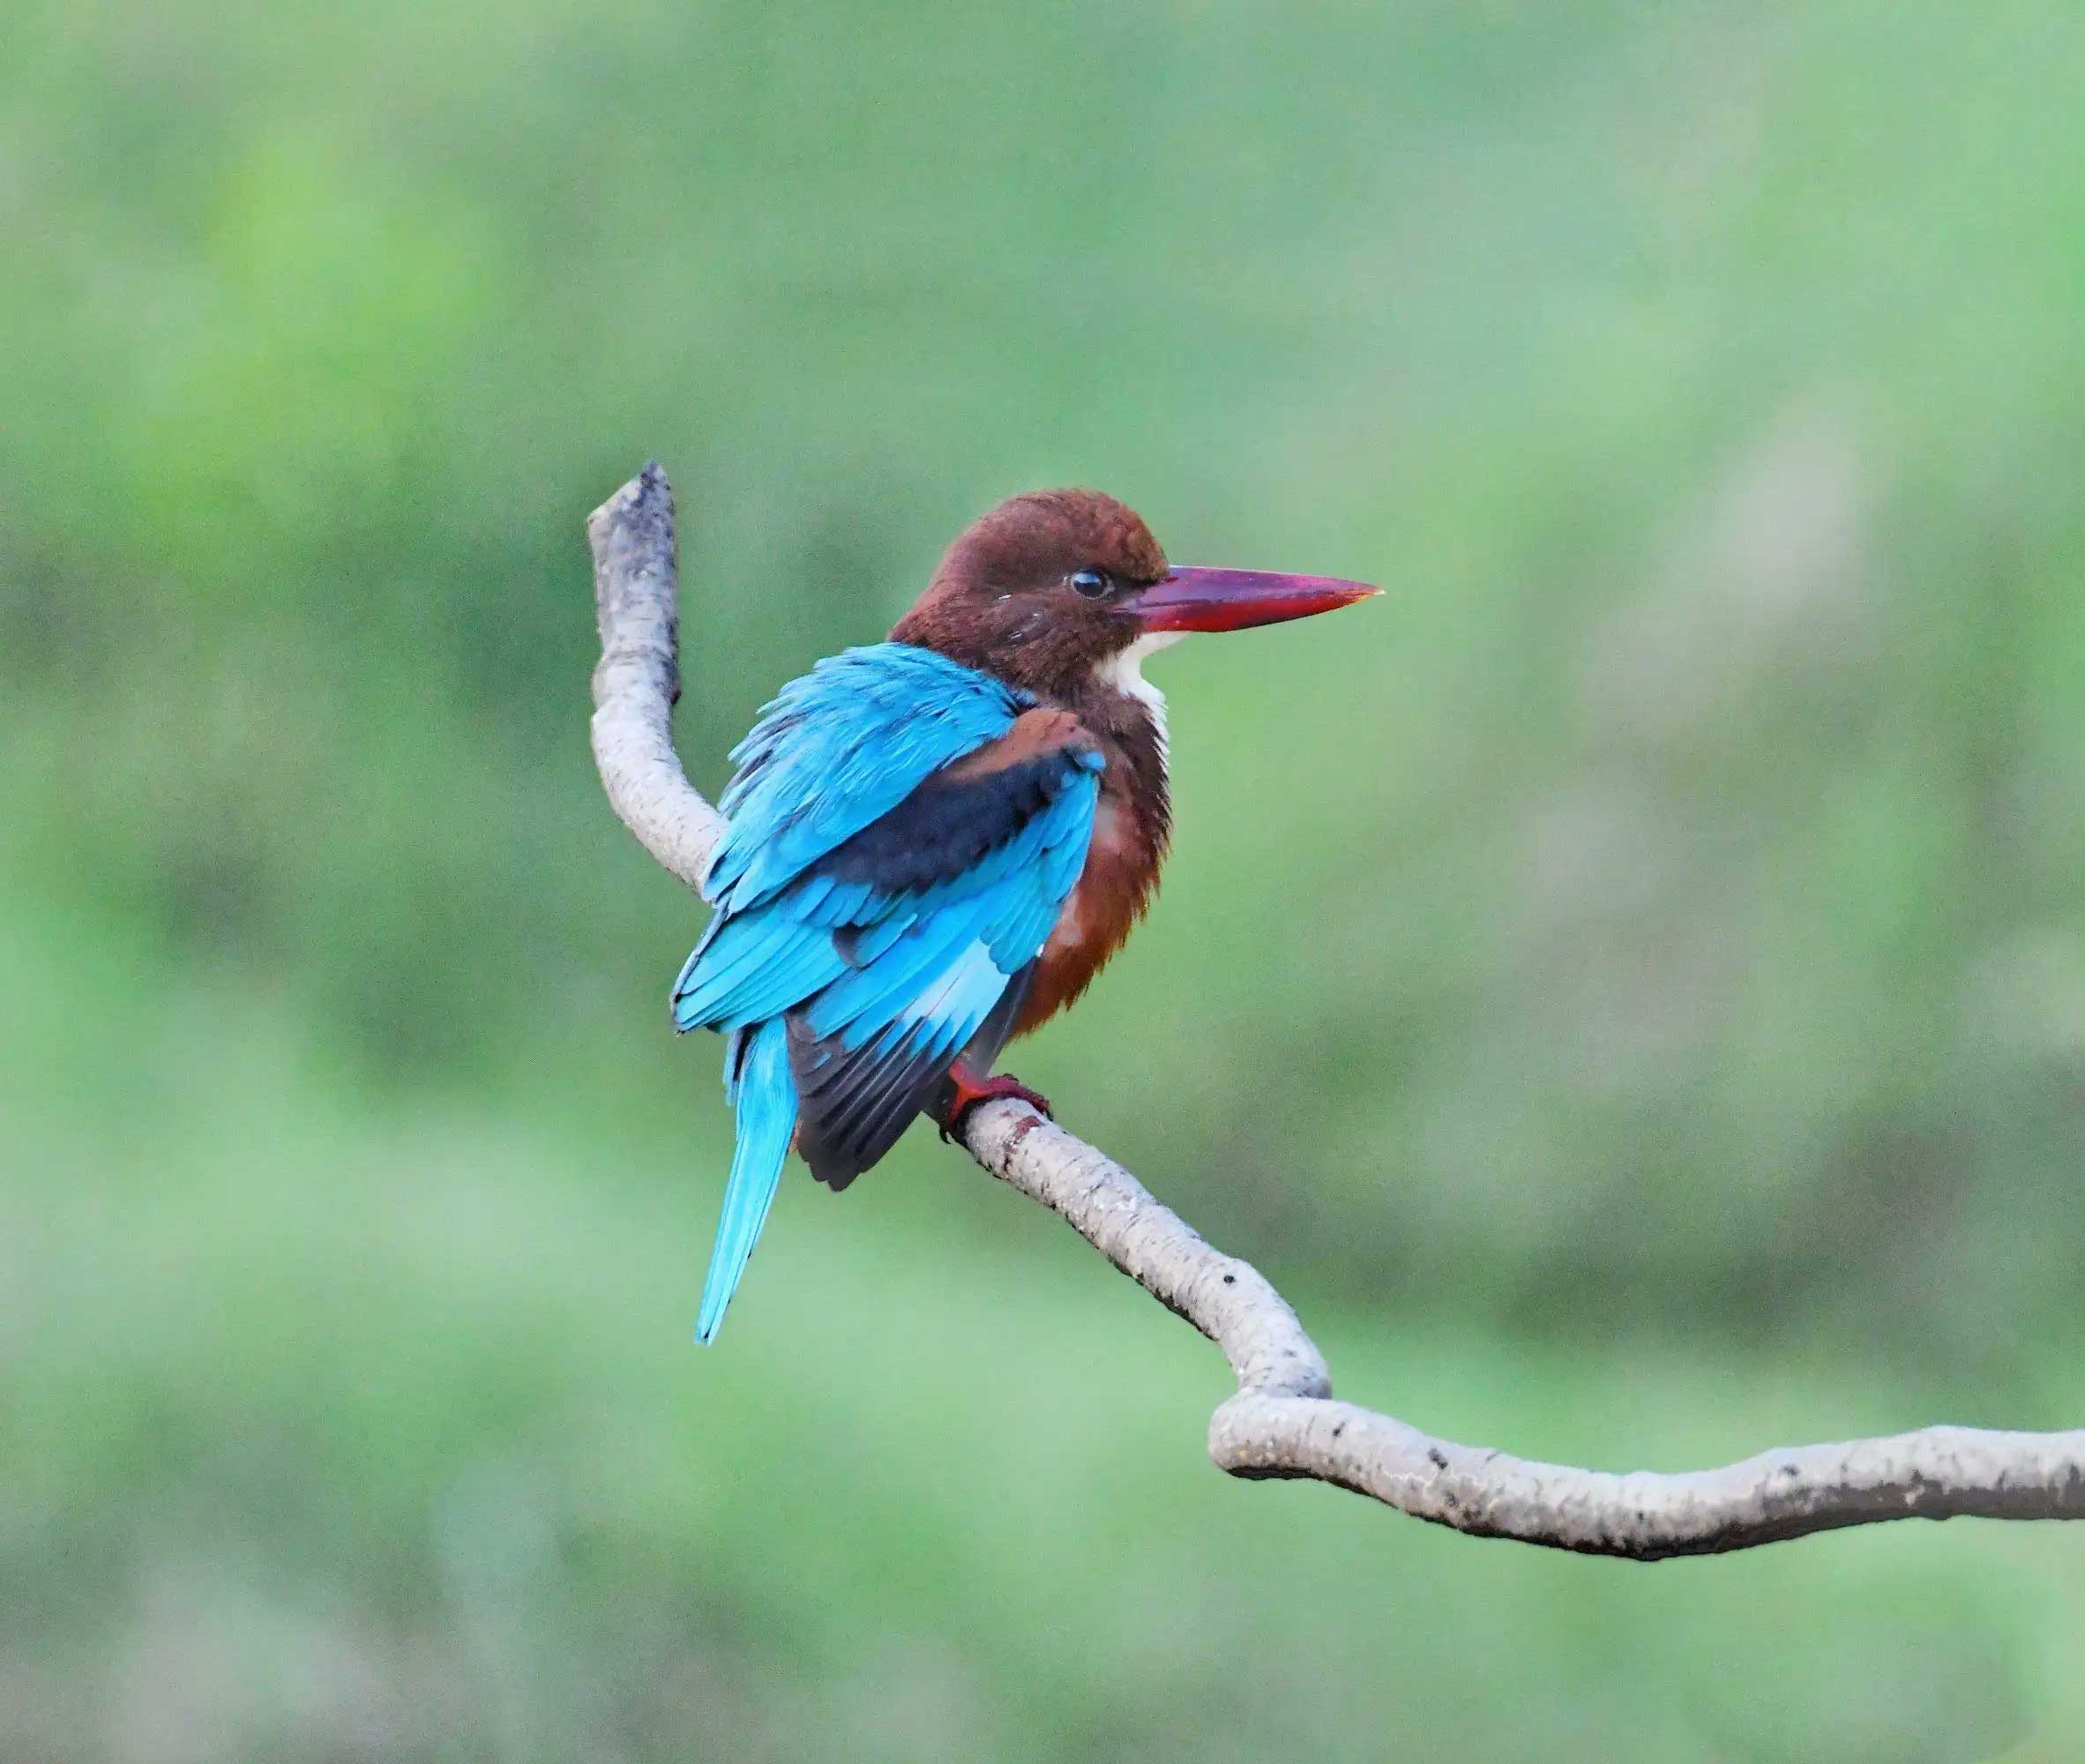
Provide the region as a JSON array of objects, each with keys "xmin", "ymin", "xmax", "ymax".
[{"xmin": 1117, "ymin": 566, "xmax": 1379, "ymax": 633}]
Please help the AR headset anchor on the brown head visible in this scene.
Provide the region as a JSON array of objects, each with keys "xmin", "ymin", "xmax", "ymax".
[{"xmin": 891, "ymin": 488, "xmax": 1376, "ymax": 699}]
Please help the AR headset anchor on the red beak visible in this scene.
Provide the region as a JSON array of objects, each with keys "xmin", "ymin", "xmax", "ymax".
[{"xmin": 1117, "ymin": 566, "xmax": 1379, "ymax": 633}]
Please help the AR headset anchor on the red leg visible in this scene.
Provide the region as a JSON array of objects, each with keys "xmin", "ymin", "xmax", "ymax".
[{"xmin": 937, "ymin": 1058, "xmax": 1052, "ymax": 1137}]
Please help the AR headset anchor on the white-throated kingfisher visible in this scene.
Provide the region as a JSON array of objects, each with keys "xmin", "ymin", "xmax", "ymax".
[{"xmin": 673, "ymin": 490, "xmax": 1375, "ymax": 1341}]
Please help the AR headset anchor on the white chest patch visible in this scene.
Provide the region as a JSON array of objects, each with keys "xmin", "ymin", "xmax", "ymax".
[{"xmin": 1093, "ymin": 631, "xmax": 1182, "ymax": 767}]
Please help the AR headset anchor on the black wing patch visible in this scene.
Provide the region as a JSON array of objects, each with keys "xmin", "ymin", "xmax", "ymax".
[
  {"xmin": 820, "ymin": 749, "xmax": 1094, "ymax": 893},
  {"xmin": 788, "ymin": 965, "xmax": 1035, "ymax": 1189}
]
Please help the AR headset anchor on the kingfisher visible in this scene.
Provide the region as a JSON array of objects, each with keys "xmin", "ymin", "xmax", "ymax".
[{"xmin": 672, "ymin": 489, "xmax": 1376, "ymax": 1341}]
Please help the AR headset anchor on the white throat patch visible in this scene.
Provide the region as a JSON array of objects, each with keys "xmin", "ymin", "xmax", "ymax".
[{"xmin": 1094, "ymin": 631, "xmax": 1183, "ymax": 763}]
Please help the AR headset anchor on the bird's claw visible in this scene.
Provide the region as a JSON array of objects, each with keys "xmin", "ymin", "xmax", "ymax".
[{"xmin": 937, "ymin": 1065, "xmax": 1053, "ymax": 1140}]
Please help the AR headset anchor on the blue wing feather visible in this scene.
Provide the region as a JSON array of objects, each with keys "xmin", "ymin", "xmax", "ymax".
[
  {"xmin": 675, "ymin": 643, "xmax": 1101, "ymax": 1338},
  {"xmin": 705, "ymin": 646, "xmax": 1030, "ymax": 913}
]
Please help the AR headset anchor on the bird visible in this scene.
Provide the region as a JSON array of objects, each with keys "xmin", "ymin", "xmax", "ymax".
[{"xmin": 671, "ymin": 489, "xmax": 1376, "ymax": 1342}]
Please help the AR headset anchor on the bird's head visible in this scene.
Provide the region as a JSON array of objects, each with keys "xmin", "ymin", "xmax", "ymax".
[{"xmin": 891, "ymin": 489, "xmax": 1376, "ymax": 699}]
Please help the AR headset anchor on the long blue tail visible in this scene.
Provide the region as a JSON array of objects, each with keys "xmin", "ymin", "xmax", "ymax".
[{"xmin": 695, "ymin": 1018, "xmax": 797, "ymax": 1344}]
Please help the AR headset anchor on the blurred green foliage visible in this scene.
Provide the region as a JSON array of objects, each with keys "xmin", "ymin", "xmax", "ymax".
[{"xmin": 7, "ymin": 1, "xmax": 2085, "ymax": 1758}]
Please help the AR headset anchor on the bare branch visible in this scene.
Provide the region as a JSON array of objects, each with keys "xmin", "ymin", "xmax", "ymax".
[
  {"xmin": 588, "ymin": 463, "xmax": 728, "ymax": 891},
  {"xmin": 585, "ymin": 465, "xmax": 2085, "ymax": 1559}
]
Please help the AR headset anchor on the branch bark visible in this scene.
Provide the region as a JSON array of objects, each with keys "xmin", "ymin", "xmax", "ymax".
[{"xmin": 587, "ymin": 463, "xmax": 2085, "ymax": 1560}]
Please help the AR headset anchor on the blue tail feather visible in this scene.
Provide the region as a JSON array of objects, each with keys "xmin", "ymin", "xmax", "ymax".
[{"xmin": 694, "ymin": 1018, "xmax": 797, "ymax": 1344}]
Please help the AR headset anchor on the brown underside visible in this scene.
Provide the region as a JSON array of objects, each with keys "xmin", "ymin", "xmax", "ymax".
[{"xmin": 1012, "ymin": 684, "xmax": 1170, "ymax": 1037}]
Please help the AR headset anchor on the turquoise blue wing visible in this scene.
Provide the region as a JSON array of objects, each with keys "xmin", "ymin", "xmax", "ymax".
[
  {"xmin": 703, "ymin": 643, "xmax": 1029, "ymax": 913},
  {"xmin": 675, "ymin": 644, "xmax": 1101, "ymax": 1191}
]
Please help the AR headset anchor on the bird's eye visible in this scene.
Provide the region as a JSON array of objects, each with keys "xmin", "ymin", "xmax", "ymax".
[{"xmin": 1070, "ymin": 568, "xmax": 1110, "ymax": 599}]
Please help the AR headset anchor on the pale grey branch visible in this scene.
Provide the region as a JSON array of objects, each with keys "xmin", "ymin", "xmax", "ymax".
[
  {"xmin": 585, "ymin": 464, "xmax": 2085, "ymax": 1559},
  {"xmin": 588, "ymin": 462, "xmax": 728, "ymax": 890}
]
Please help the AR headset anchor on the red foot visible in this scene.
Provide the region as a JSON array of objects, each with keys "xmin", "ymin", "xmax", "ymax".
[{"xmin": 938, "ymin": 1059, "xmax": 1052, "ymax": 1138}]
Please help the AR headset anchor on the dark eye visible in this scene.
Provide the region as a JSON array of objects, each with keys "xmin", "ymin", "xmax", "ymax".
[{"xmin": 1070, "ymin": 568, "xmax": 1110, "ymax": 599}]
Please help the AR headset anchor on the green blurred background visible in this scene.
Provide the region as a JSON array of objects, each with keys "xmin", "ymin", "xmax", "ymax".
[{"xmin": 8, "ymin": 2, "xmax": 2085, "ymax": 1758}]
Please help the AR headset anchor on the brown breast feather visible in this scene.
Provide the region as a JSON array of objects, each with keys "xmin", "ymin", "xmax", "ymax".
[{"xmin": 1013, "ymin": 697, "xmax": 1170, "ymax": 1038}]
